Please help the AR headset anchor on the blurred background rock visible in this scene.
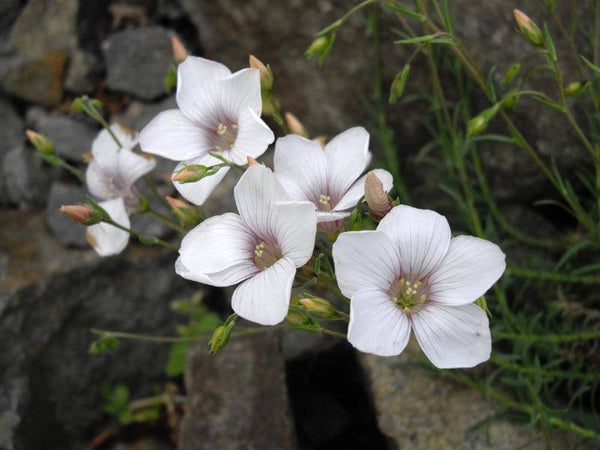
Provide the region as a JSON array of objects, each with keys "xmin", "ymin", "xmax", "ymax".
[{"xmin": 0, "ymin": 1, "xmax": 584, "ymax": 449}]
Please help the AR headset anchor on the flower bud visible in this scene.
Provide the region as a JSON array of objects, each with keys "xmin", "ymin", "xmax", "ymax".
[
  {"xmin": 513, "ymin": 9, "xmax": 544, "ymax": 47},
  {"xmin": 305, "ymin": 34, "xmax": 336, "ymax": 65},
  {"xmin": 389, "ymin": 64, "xmax": 410, "ymax": 104},
  {"xmin": 299, "ymin": 297, "xmax": 336, "ymax": 318},
  {"xmin": 285, "ymin": 310, "xmax": 311, "ymax": 326},
  {"xmin": 173, "ymin": 164, "xmax": 209, "ymax": 183},
  {"xmin": 501, "ymin": 63, "xmax": 521, "ymax": 86},
  {"xmin": 365, "ymin": 171, "xmax": 392, "ymax": 220},
  {"xmin": 247, "ymin": 156, "xmax": 257, "ymax": 166},
  {"xmin": 171, "ymin": 36, "xmax": 189, "ymax": 64},
  {"xmin": 166, "ymin": 196, "xmax": 201, "ymax": 225},
  {"xmin": 249, "ymin": 54, "xmax": 273, "ymax": 91},
  {"xmin": 285, "ymin": 112, "xmax": 308, "ymax": 138},
  {"xmin": 60, "ymin": 204, "xmax": 101, "ymax": 225},
  {"xmin": 467, "ymin": 104, "xmax": 500, "ymax": 137},
  {"xmin": 565, "ymin": 81, "xmax": 585, "ymax": 97},
  {"xmin": 208, "ymin": 325, "xmax": 230, "ymax": 354},
  {"xmin": 26, "ymin": 130, "xmax": 55, "ymax": 155}
]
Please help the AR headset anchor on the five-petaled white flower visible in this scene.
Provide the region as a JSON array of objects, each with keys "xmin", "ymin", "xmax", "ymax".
[
  {"xmin": 85, "ymin": 124, "xmax": 155, "ymax": 256},
  {"xmin": 274, "ymin": 127, "xmax": 393, "ymax": 233},
  {"xmin": 86, "ymin": 124, "xmax": 156, "ymax": 210},
  {"xmin": 139, "ymin": 56, "xmax": 275, "ymax": 205},
  {"xmin": 176, "ymin": 164, "xmax": 317, "ymax": 325},
  {"xmin": 333, "ymin": 205, "xmax": 506, "ymax": 368}
]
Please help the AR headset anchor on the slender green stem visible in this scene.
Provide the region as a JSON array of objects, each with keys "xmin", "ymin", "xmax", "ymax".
[
  {"xmin": 146, "ymin": 208, "xmax": 187, "ymax": 234},
  {"xmin": 143, "ymin": 175, "xmax": 172, "ymax": 211},
  {"xmin": 103, "ymin": 218, "xmax": 179, "ymax": 250},
  {"xmin": 494, "ymin": 329, "xmax": 600, "ymax": 343},
  {"xmin": 490, "ymin": 356, "xmax": 599, "ymax": 382},
  {"xmin": 129, "ymin": 393, "xmax": 188, "ymax": 411},
  {"xmin": 319, "ymin": 327, "xmax": 347, "ymax": 339},
  {"xmin": 59, "ymin": 160, "xmax": 85, "ymax": 183},
  {"xmin": 335, "ymin": 310, "xmax": 350, "ymax": 321}
]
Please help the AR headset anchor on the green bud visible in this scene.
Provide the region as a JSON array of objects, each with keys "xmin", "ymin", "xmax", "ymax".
[
  {"xmin": 209, "ymin": 315, "xmax": 236, "ymax": 354},
  {"xmin": 89, "ymin": 332, "xmax": 120, "ymax": 354},
  {"xmin": 299, "ymin": 297, "xmax": 336, "ymax": 318},
  {"xmin": 501, "ymin": 63, "xmax": 521, "ymax": 86},
  {"xmin": 467, "ymin": 104, "xmax": 500, "ymax": 137},
  {"xmin": 305, "ymin": 34, "xmax": 336, "ymax": 66},
  {"xmin": 389, "ymin": 64, "xmax": 411, "ymax": 104},
  {"xmin": 165, "ymin": 64, "xmax": 177, "ymax": 93},
  {"xmin": 166, "ymin": 196, "xmax": 201, "ymax": 225},
  {"xmin": 285, "ymin": 310, "xmax": 311, "ymax": 326},
  {"xmin": 173, "ymin": 164, "xmax": 210, "ymax": 183},
  {"xmin": 565, "ymin": 81, "xmax": 584, "ymax": 97},
  {"xmin": 513, "ymin": 9, "xmax": 544, "ymax": 47},
  {"xmin": 26, "ymin": 130, "xmax": 55, "ymax": 155}
]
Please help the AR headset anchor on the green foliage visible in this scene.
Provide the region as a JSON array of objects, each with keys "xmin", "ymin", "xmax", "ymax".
[{"xmin": 100, "ymin": 383, "xmax": 133, "ymax": 424}]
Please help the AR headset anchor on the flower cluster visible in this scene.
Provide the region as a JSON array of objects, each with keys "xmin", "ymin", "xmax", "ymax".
[{"xmin": 56, "ymin": 54, "xmax": 506, "ymax": 368}]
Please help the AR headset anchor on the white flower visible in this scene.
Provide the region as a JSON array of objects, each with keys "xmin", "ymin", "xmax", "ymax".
[
  {"xmin": 86, "ymin": 124, "xmax": 156, "ymax": 210},
  {"xmin": 139, "ymin": 56, "xmax": 275, "ymax": 205},
  {"xmin": 274, "ymin": 127, "xmax": 393, "ymax": 233},
  {"xmin": 176, "ymin": 164, "xmax": 317, "ymax": 325},
  {"xmin": 86, "ymin": 198, "xmax": 130, "ymax": 257},
  {"xmin": 332, "ymin": 205, "xmax": 506, "ymax": 368}
]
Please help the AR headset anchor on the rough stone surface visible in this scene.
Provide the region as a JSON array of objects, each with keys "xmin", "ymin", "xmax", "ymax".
[
  {"xmin": 0, "ymin": 98, "xmax": 24, "ymax": 207},
  {"xmin": 2, "ymin": 146, "xmax": 55, "ymax": 209},
  {"xmin": 64, "ymin": 48, "xmax": 103, "ymax": 94},
  {"xmin": 26, "ymin": 106, "xmax": 99, "ymax": 162},
  {"xmin": 102, "ymin": 26, "xmax": 174, "ymax": 101},
  {"xmin": 45, "ymin": 182, "xmax": 88, "ymax": 247},
  {"xmin": 179, "ymin": 331, "xmax": 295, "ymax": 450},
  {"xmin": 0, "ymin": 210, "xmax": 200, "ymax": 450},
  {"xmin": 360, "ymin": 341, "xmax": 575, "ymax": 449}
]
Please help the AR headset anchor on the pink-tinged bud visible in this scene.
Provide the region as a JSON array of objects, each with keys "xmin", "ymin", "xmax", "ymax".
[
  {"xmin": 60, "ymin": 205, "xmax": 99, "ymax": 225},
  {"xmin": 285, "ymin": 112, "xmax": 309, "ymax": 138},
  {"xmin": 247, "ymin": 156, "xmax": 257, "ymax": 166},
  {"xmin": 166, "ymin": 196, "xmax": 200, "ymax": 225},
  {"xmin": 299, "ymin": 297, "xmax": 335, "ymax": 318},
  {"xmin": 365, "ymin": 171, "xmax": 392, "ymax": 220},
  {"xmin": 171, "ymin": 36, "xmax": 189, "ymax": 64},
  {"xmin": 513, "ymin": 9, "xmax": 544, "ymax": 47},
  {"xmin": 172, "ymin": 165, "xmax": 208, "ymax": 183},
  {"xmin": 249, "ymin": 54, "xmax": 273, "ymax": 90},
  {"xmin": 26, "ymin": 129, "xmax": 54, "ymax": 155}
]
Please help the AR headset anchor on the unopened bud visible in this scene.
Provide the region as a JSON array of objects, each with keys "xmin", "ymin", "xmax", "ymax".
[
  {"xmin": 171, "ymin": 36, "xmax": 189, "ymax": 64},
  {"xmin": 285, "ymin": 112, "xmax": 308, "ymax": 137},
  {"xmin": 208, "ymin": 325, "xmax": 230, "ymax": 354},
  {"xmin": 173, "ymin": 165, "xmax": 208, "ymax": 183},
  {"xmin": 389, "ymin": 64, "xmax": 410, "ymax": 104},
  {"xmin": 299, "ymin": 297, "xmax": 336, "ymax": 318},
  {"xmin": 365, "ymin": 171, "xmax": 392, "ymax": 220},
  {"xmin": 467, "ymin": 104, "xmax": 500, "ymax": 137},
  {"xmin": 285, "ymin": 310, "xmax": 311, "ymax": 326},
  {"xmin": 60, "ymin": 204, "xmax": 100, "ymax": 225},
  {"xmin": 501, "ymin": 63, "xmax": 521, "ymax": 86},
  {"xmin": 26, "ymin": 130, "xmax": 54, "ymax": 155},
  {"xmin": 305, "ymin": 34, "xmax": 336, "ymax": 65},
  {"xmin": 247, "ymin": 156, "xmax": 257, "ymax": 166},
  {"xmin": 249, "ymin": 54, "xmax": 273, "ymax": 91},
  {"xmin": 565, "ymin": 81, "xmax": 584, "ymax": 97},
  {"xmin": 166, "ymin": 196, "xmax": 200, "ymax": 225},
  {"xmin": 513, "ymin": 9, "xmax": 544, "ymax": 47}
]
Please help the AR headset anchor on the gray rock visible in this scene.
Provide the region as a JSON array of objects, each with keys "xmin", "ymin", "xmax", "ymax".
[
  {"xmin": 64, "ymin": 49, "xmax": 102, "ymax": 95},
  {"xmin": 102, "ymin": 26, "xmax": 175, "ymax": 101},
  {"xmin": 2, "ymin": 146, "xmax": 54, "ymax": 209},
  {"xmin": 45, "ymin": 182, "xmax": 88, "ymax": 247},
  {"xmin": 26, "ymin": 106, "xmax": 99, "ymax": 162},
  {"xmin": 0, "ymin": 98, "xmax": 24, "ymax": 207},
  {"xmin": 359, "ymin": 342, "xmax": 575, "ymax": 449},
  {"xmin": 0, "ymin": 0, "xmax": 23, "ymax": 42},
  {"xmin": 0, "ymin": 210, "xmax": 198, "ymax": 450},
  {"xmin": 179, "ymin": 331, "xmax": 296, "ymax": 450}
]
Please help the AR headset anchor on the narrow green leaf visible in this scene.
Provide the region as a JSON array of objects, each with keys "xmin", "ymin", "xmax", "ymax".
[
  {"xmin": 394, "ymin": 35, "xmax": 455, "ymax": 45},
  {"xmin": 543, "ymin": 24, "xmax": 557, "ymax": 62},
  {"xmin": 138, "ymin": 235, "xmax": 160, "ymax": 245},
  {"xmin": 384, "ymin": 4, "xmax": 425, "ymax": 21},
  {"xmin": 530, "ymin": 94, "xmax": 564, "ymax": 112},
  {"xmin": 580, "ymin": 55, "xmax": 600, "ymax": 74},
  {"xmin": 487, "ymin": 66, "xmax": 497, "ymax": 101}
]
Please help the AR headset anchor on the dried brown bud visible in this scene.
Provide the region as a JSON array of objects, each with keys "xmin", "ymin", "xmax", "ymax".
[{"xmin": 365, "ymin": 171, "xmax": 392, "ymax": 220}]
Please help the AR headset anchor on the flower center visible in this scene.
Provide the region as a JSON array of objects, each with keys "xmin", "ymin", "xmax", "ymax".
[
  {"xmin": 213, "ymin": 121, "xmax": 238, "ymax": 151},
  {"xmin": 253, "ymin": 240, "xmax": 282, "ymax": 270},
  {"xmin": 318, "ymin": 193, "xmax": 332, "ymax": 212},
  {"xmin": 390, "ymin": 277, "xmax": 428, "ymax": 313}
]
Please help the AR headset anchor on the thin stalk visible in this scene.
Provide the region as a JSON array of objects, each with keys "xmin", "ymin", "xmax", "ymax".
[
  {"xmin": 146, "ymin": 208, "xmax": 187, "ymax": 234},
  {"xmin": 103, "ymin": 218, "xmax": 178, "ymax": 251},
  {"xmin": 129, "ymin": 394, "xmax": 188, "ymax": 411},
  {"xmin": 319, "ymin": 327, "xmax": 346, "ymax": 339},
  {"xmin": 59, "ymin": 160, "xmax": 86, "ymax": 183},
  {"xmin": 490, "ymin": 356, "xmax": 599, "ymax": 383},
  {"xmin": 143, "ymin": 175, "xmax": 172, "ymax": 211},
  {"xmin": 494, "ymin": 329, "xmax": 600, "ymax": 343},
  {"xmin": 507, "ymin": 266, "xmax": 600, "ymax": 285}
]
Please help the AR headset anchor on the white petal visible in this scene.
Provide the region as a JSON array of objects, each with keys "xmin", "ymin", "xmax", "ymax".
[
  {"xmin": 270, "ymin": 201, "xmax": 317, "ymax": 267},
  {"xmin": 85, "ymin": 161, "xmax": 113, "ymax": 200},
  {"xmin": 218, "ymin": 68, "xmax": 262, "ymax": 118},
  {"xmin": 411, "ymin": 302, "xmax": 491, "ymax": 368},
  {"xmin": 274, "ymin": 134, "xmax": 328, "ymax": 204},
  {"xmin": 317, "ymin": 211, "xmax": 350, "ymax": 223},
  {"xmin": 275, "ymin": 173, "xmax": 310, "ymax": 202},
  {"xmin": 332, "ymin": 230, "xmax": 401, "ymax": 298},
  {"xmin": 334, "ymin": 168, "xmax": 393, "ymax": 211},
  {"xmin": 177, "ymin": 213, "xmax": 258, "ymax": 287},
  {"xmin": 428, "ymin": 236, "xmax": 506, "ymax": 305},
  {"xmin": 173, "ymin": 155, "xmax": 230, "ymax": 206},
  {"xmin": 86, "ymin": 198, "xmax": 130, "ymax": 257},
  {"xmin": 175, "ymin": 257, "xmax": 213, "ymax": 284},
  {"xmin": 231, "ymin": 257, "xmax": 296, "ymax": 325},
  {"xmin": 377, "ymin": 205, "xmax": 451, "ymax": 279},
  {"xmin": 117, "ymin": 149, "xmax": 156, "ymax": 187},
  {"xmin": 176, "ymin": 56, "xmax": 231, "ymax": 127},
  {"xmin": 325, "ymin": 127, "xmax": 370, "ymax": 199},
  {"xmin": 139, "ymin": 109, "xmax": 210, "ymax": 161},
  {"xmin": 92, "ymin": 124, "xmax": 138, "ymax": 157},
  {"xmin": 227, "ymin": 108, "xmax": 275, "ymax": 165},
  {"xmin": 348, "ymin": 288, "xmax": 411, "ymax": 356},
  {"xmin": 234, "ymin": 164, "xmax": 290, "ymax": 236}
]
